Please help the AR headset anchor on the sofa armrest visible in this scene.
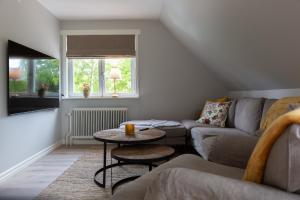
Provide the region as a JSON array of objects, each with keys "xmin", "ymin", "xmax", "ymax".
[
  {"xmin": 144, "ymin": 168, "xmax": 299, "ymax": 200},
  {"xmin": 207, "ymin": 134, "xmax": 259, "ymax": 169}
]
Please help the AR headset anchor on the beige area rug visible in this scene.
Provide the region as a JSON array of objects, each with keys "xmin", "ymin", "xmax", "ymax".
[{"xmin": 36, "ymin": 146, "xmax": 148, "ymax": 200}]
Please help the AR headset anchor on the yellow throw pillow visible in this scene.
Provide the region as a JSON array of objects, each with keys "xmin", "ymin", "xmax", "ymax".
[
  {"xmin": 208, "ymin": 96, "xmax": 230, "ymax": 103},
  {"xmin": 260, "ymin": 96, "xmax": 300, "ymax": 130}
]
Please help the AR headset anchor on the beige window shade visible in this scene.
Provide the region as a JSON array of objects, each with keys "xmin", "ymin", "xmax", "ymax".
[{"xmin": 66, "ymin": 35, "xmax": 136, "ymax": 57}]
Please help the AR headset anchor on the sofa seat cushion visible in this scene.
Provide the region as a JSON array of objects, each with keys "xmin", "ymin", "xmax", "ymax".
[
  {"xmin": 144, "ymin": 168, "xmax": 300, "ymax": 200},
  {"xmin": 234, "ymin": 98, "xmax": 264, "ymax": 134},
  {"xmin": 158, "ymin": 125, "xmax": 186, "ymax": 137},
  {"xmin": 191, "ymin": 127, "xmax": 248, "ymax": 159},
  {"xmin": 209, "ymin": 134, "xmax": 259, "ymax": 169},
  {"xmin": 112, "ymin": 154, "xmax": 244, "ymax": 200},
  {"xmin": 181, "ymin": 119, "xmax": 218, "ymax": 130}
]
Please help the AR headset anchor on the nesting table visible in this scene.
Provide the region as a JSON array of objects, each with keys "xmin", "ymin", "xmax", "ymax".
[{"xmin": 93, "ymin": 129, "xmax": 175, "ymax": 190}]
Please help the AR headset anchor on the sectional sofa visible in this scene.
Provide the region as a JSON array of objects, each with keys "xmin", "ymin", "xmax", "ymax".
[
  {"xmin": 182, "ymin": 97, "xmax": 276, "ymax": 168},
  {"xmin": 112, "ymin": 97, "xmax": 300, "ymax": 200}
]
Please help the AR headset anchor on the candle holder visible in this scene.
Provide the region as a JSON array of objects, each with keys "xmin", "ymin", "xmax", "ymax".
[{"xmin": 125, "ymin": 124, "xmax": 135, "ymax": 135}]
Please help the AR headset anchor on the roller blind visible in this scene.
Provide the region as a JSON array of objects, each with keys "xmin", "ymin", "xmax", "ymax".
[{"xmin": 66, "ymin": 35, "xmax": 136, "ymax": 58}]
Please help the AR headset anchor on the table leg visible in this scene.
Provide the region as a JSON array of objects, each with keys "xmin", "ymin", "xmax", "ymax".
[
  {"xmin": 117, "ymin": 143, "xmax": 120, "ymax": 165},
  {"xmin": 94, "ymin": 142, "xmax": 108, "ymax": 188},
  {"xmin": 103, "ymin": 142, "xmax": 107, "ymax": 186}
]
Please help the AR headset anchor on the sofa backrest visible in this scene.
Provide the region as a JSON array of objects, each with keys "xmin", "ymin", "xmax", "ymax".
[
  {"xmin": 226, "ymin": 99, "xmax": 237, "ymax": 128},
  {"xmin": 261, "ymin": 99, "xmax": 278, "ymax": 122},
  {"xmin": 226, "ymin": 97, "xmax": 278, "ymax": 133},
  {"xmin": 234, "ymin": 98, "xmax": 265, "ymax": 134}
]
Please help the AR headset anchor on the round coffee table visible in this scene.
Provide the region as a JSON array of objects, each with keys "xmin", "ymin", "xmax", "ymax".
[
  {"xmin": 110, "ymin": 144, "xmax": 175, "ymax": 193},
  {"xmin": 93, "ymin": 128, "xmax": 166, "ymax": 188}
]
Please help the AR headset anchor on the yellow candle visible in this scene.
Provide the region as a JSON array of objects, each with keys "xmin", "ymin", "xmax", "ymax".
[{"xmin": 125, "ymin": 124, "xmax": 135, "ymax": 135}]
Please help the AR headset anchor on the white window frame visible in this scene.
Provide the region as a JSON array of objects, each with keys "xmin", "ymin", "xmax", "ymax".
[{"xmin": 61, "ymin": 29, "xmax": 140, "ymax": 99}]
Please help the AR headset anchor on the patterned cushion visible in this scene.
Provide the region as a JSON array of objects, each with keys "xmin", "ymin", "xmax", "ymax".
[{"xmin": 197, "ymin": 102, "xmax": 231, "ymax": 127}]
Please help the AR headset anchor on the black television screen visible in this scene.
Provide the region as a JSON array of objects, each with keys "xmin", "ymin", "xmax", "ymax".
[{"xmin": 7, "ymin": 40, "xmax": 59, "ymax": 115}]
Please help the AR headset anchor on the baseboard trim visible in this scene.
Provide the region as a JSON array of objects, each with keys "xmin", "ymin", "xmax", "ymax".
[{"xmin": 0, "ymin": 140, "xmax": 62, "ymax": 183}]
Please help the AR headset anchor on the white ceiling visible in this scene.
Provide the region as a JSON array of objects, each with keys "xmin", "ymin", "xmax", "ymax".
[{"xmin": 37, "ymin": 0, "xmax": 163, "ymax": 20}]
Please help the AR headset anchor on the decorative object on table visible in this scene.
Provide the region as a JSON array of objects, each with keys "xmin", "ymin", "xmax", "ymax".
[
  {"xmin": 120, "ymin": 120, "xmax": 181, "ymax": 130},
  {"xmin": 125, "ymin": 124, "xmax": 135, "ymax": 135},
  {"xmin": 109, "ymin": 66, "xmax": 122, "ymax": 98},
  {"xmin": 38, "ymin": 84, "xmax": 48, "ymax": 98},
  {"xmin": 197, "ymin": 101, "xmax": 231, "ymax": 127},
  {"xmin": 82, "ymin": 83, "xmax": 90, "ymax": 98}
]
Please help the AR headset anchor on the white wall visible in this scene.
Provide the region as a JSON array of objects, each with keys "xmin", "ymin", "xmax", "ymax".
[
  {"xmin": 0, "ymin": 0, "xmax": 61, "ymax": 174},
  {"xmin": 60, "ymin": 20, "xmax": 227, "ymax": 136},
  {"xmin": 229, "ymin": 88, "xmax": 300, "ymax": 99}
]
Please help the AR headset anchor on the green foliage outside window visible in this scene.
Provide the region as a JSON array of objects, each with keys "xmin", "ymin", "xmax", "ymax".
[
  {"xmin": 71, "ymin": 58, "xmax": 134, "ymax": 96},
  {"xmin": 104, "ymin": 58, "xmax": 132, "ymax": 93},
  {"xmin": 9, "ymin": 80, "xmax": 27, "ymax": 93},
  {"xmin": 35, "ymin": 59, "xmax": 59, "ymax": 92},
  {"xmin": 73, "ymin": 59, "xmax": 99, "ymax": 95}
]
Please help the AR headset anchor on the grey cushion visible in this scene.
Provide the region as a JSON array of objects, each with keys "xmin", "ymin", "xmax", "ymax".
[
  {"xmin": 112, "ymin": 154, "xmax": 244, "ymax": 200},
  {"xmin": 209, "ymin": 134, "xmax": 259, "ymax": 169},
  {"xmin": 191, "ymin": 127, "xmax": 248, "ymax": 159},
  {"xmin": 234, "ymin": 98, "xmax": 264, "ymax": 134},
  {"xmin": 226, "ymin": 99, "xmax": 237, "ymax": 128},
  {"xmin": 264, "ymin": 124, "xmax": 300, "ymax": 193}
]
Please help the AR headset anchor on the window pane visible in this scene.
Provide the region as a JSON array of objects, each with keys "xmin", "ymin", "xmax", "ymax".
[
  {"xmin": 72, "ymin": 59, "xmax": 99, "ymax": 95},
  {"xmin": 104, "ymin": 58, "xmax": 133, "ymax": 94},
  {"xmin": 34, "ymin": 59, "xmax": 59, "ymax": 95},
  {"xmin": 9, "ymin": 59, "xmax": 28, "ymax": 94}
]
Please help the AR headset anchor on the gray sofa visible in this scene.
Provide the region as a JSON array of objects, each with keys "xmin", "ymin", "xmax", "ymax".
[
  {"xmin": 112, "ymin": 124, "xmax": 300, "ymax": 200},
  {"xmin": 182, "ymin": 97, "xmax": 277, "ymax": 168}
]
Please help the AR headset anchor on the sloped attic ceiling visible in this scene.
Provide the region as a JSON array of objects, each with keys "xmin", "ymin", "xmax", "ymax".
[
  {"xmin": 38, "ymin": 0, "xmax": 300, "ymax": 91},
  {"xmin": 161, "ymin": 0, "xmax": 300, "ymax": 90}
]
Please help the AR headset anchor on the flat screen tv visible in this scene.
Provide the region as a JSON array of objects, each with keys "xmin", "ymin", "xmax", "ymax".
[{"xmin": 7, "ymin": 40, "xmax": 59, "ymax": 115}]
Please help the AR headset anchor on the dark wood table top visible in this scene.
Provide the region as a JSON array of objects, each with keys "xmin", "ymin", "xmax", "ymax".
[
  {"xmin": 93, "ymin": 128, "xmax": 166, "ymax": 144},
  {"xmin": 111, "ymin": 145, "xmax": 175, "ymax": 162}
]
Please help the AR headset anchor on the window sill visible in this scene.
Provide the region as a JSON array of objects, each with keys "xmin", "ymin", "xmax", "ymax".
[{"xmin": 62, "ymin": 96, "xmax": 139, "ymax": 100}]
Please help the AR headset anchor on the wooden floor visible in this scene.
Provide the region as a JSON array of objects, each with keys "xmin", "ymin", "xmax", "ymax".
[{"xmin": 0, "ymin": 145, "xmax": 96, "ymax": 200}]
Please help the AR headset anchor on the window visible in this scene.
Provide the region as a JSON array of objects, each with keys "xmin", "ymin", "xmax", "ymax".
[
  {"xmin": 68, "ymin": 57, "xmax": 137, "ymax": 97},
  {"xmin": 64, "ymin": 33, "xmax": 139, "ymax": 98}
]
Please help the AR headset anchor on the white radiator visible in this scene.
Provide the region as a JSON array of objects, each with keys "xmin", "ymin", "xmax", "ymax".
[{"xmin": 66, "ymin": 107, "xmax": 128, "ymax": 145}]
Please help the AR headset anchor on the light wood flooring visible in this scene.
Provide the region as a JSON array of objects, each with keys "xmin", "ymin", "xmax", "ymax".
[{"xmin": 0, "ymin": 145, "xmax": 98, "ymax": 200}]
